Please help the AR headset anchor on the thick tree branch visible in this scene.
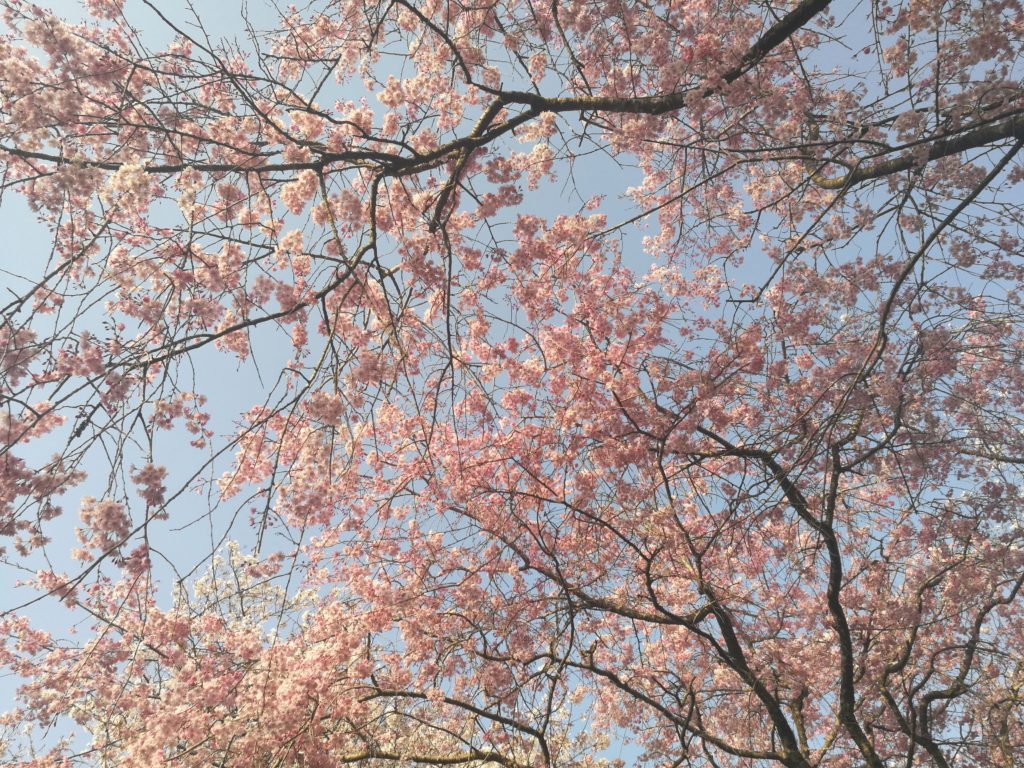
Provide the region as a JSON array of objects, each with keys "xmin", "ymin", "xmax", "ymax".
[{"xmin": 811, "ymin": 112, "xmax": 1024, "ymax": 189}]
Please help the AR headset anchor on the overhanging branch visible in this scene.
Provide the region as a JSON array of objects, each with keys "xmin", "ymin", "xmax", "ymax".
[{"xmin": 811, "ymin": 112, "xmax": 1024, "ymax": 189}]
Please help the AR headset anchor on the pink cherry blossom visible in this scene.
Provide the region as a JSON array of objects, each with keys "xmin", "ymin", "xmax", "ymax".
[{"xmin": 0, "ymin": 1, "xmax": 1023, "ymax": 767}]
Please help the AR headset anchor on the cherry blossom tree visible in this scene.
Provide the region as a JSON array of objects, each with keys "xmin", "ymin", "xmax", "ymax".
[{"xmin": 2, "ymin": 0, "xmax": 1024, "ymax": 766}]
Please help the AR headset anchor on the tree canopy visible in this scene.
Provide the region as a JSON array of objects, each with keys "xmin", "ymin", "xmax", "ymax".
[{"xmin": 2, "ymin": 0, "xmax": 1024, "ymax": 766}]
